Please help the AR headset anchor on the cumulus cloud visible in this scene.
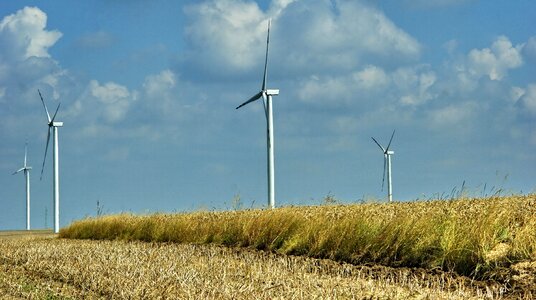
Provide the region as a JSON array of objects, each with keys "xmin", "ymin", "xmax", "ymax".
[
  {"xmin": 467, "ymin": 36, "xmax": 523, "ymax": 80},
  {"xmin": 143, "ymin": 69, "xmax": 176, "ymax": 98},
  {"xmin": 0, "ymin": 6, "xmax": 62, "ymax": 61},
  {"xmin": 394, "ymin": 67, "xmax": 436, "ymax": 106},
  {"xmin": 184, "ymin": 0, "xmax": 267, "ymax": 72},
  {"xmin": 67, "ymin": 80, "xmax": 135, "ymax": 126},
  {"xmin": 141, "ymin": 69, "xmax": 182, "ymax": 117},
  {"xmin": 297, "ymin": 65, "xmax": 436, "ymax": 107},
  {"xmin": 517, "ymin": 84, "xmax": 536, "ymax": 116},
  {"xmin": 353, "ymin": 65, "xmax": 390, "ymax": 90},
  {"xmin": 0, "ymin": 6, "xmax": 67, "ymax": 103},
  {"xmin": 297, "ymin": 65, "xmax": 389, "ymax": 105},
  {"xmin": 183, "ymin": 0, "xmax": 421, "ymax": 77},
  {"xmin": 89, "ymin": 80, "xmax": 133, "ymax": 122}
]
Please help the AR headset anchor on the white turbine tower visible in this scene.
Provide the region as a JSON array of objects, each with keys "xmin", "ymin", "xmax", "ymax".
[
  {"xmin": 236, "ymin": 19, "xmax": 279, "ymax": 209},
  {"xmin": 13, "ymin": 142, "xmax": 32, "ymax": 230},
  {"xmin": 371, "ymin": 130, "xmax": 396, "ymax": 202},
  {"xmin": 38, "ymin": 89, "xmax": 63, "ymax": 233}
]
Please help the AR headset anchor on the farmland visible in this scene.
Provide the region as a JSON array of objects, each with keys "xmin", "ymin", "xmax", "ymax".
[
  {"xmin": 0, "ymin": 236, "xmax": 513, "ymax": 299},
  {"xmin": 1, "ymin": 195, "xmax": 535, "ymax": 298}
]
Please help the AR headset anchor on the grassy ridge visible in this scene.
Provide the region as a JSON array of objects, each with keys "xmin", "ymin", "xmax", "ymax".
[{"xmin": 60, "ymin": 195, "xmax": 536, "ymax": 278}]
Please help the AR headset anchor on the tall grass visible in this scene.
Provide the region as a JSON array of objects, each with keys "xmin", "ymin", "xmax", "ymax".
[{"xmin": 60, "ymin": 195, "xmax": 536, "ymax": 279}]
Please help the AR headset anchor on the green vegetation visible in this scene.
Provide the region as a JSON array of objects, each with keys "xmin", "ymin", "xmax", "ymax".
[{"xmin": 60, "ymin": 195, "xmax": 536, "ymax": 280}]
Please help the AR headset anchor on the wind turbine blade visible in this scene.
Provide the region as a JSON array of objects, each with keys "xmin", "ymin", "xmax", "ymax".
[
  {"xmin": 386, "ymin": 129, "xmax": 396, "ymax": 151},
  {"xmin": 261, "ymin": 19, "xmax": 271, "ymax": 91},
  {"xmin": 24, "ymin": 142, "xmax": 28, "ymax": 168},
  {"xmin": 51, "ymin": 102, "xmax": 61, "ymax": 122},
  {"xmin": 38, "ymin": 89, "xmax": 51, "ymax": 123},
  {"xmin": 371, "ymin": 137, "xmax": 385, "ymax": 152},
  {"xmin": 236, "ymin": 91, "xmax": 263, "ymax": 109},
  {"xmin": 262, "ymin": 92, "xmax": 268, "ymax": 118},
  {"xmin": 13, "ymin": 168, "xmax": 25, "ymax": 175},
  {"xmin": 381, "ymin": 156, "xmax": 386, "ymax": 191},
  {"xmin": 40, "ymin": 128, "xmax": 51, "ymax": 181}
]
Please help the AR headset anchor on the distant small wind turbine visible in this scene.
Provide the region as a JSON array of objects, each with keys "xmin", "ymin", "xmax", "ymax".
[
  {"xmin": 236, "ymin": 19, "xmax": 279, "ymax": 209},
  {"xmin": 38, "ymin": 89, "xmax": 63, "ymax": 233},
  {"xmin": 13, "ymin": 142, "xmax": 32, "ymax": 230},
  {"xmin": 371, "ymin": 130, "xmax": 396, "ymax": 202}
]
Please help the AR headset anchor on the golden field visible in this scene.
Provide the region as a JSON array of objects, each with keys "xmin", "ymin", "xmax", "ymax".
[
  {"xmin": 62, "ymin": 196, "xmax": 536, "ymax": 278},
  {"xmin": 0, "ymin": 236, "xmax": 514, "ymax": 299},
  {"xmin": 0, "ymin": 195, "xmax": 534, "ymax": 298}
]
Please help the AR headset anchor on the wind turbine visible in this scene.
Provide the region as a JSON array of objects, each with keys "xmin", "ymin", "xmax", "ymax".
[
  {"xmin": 236, "ymin": 19, "xmax": 279, "ymax": 209},
  {"xmin": 13, "ymin": 142, "xmax": 32, "ymax": 230},
  {"xmin": 371, "ymin": 130, "xmax": 395, "ymax": 202},
  {"xmin": 38, "ymin": 89, "xmax": 63, "ymax": 233}
]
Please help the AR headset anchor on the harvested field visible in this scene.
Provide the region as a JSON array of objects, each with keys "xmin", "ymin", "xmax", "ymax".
[
  {"xmin": 0, "ymin": 230, "xmax": 55, "ymax": 240},
  {"xmin": 0, "ymin": 236, "xmax": 517, "ymax": 299}
]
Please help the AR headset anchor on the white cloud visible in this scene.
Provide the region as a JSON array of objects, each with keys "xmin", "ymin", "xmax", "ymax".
[
  {"xmin": 184, "ymin": 0, "xmax": 267, "ymax": 71},
  {"xmin": 89, "ymin": 80, "xmax": 133, "ymax": 123},
  {"xmin": 141, "ymin": 69, "xmax": 184, "ymax": 117},
  {"xmin": 277, "ymin": 0, "xmax": 421, "ymax": 73},
  {"xmin": 143, "ymin": 69, "xmax": 176, "ymax": 98},
  {"xmin": 297, "ymin": 65, "xmax": 390, "ymax": 105},
  {"xmin": 353, "ymin": 65, "xmax": 390, "ymax": 90},
  {"xmin": 510, "ymin": 86, "xmax": 525, "ymax": 103},
  {"xmin": 297, "ymin": 65, "xmax": 436, "ymax": 107},
  {"xmin": 385, "ymin": 66, "xmax": 437, "ymax": 106},
  {"xmin": 517, "ymin": 84, "xmax": 536, "ymax": 116},
  {"xmin": 467, "ymin": 36, "xmax": 523, "ymax": 80},
  {"xmin": 428, "ymin": 102, "xmax": 477, "ymax": 128},
  {"xmin": 67, "ymin": 80, "xmax": 135, "ymax": 125},
  {"xmin": 298, "ymin": 75, "xmax": 352, "ymax": 104},
  {"xmin": 183, "ymin": 0, "xmax": 421, "ymax": 76},
  {"xmin": 0, "ymin": 6, "xmax": 68, "ymax": 103},
  {"xmin": 0, "ymin": 6, "xmax": 62, "ymax": 61}
]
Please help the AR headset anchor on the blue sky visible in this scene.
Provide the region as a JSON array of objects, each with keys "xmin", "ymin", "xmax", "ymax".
[{"xmin": 1, "ymin": 0, "xmax": 535, "ymax": 230}]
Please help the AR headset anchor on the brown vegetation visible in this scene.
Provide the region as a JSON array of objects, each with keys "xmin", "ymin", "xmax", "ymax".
[
  {"xmin": 0, "ymin": 236, "xmax": 515, "ymax": 299},
  {"xmin": 61, "ymin": 195, "xmax": 536, "ymax": 283}
]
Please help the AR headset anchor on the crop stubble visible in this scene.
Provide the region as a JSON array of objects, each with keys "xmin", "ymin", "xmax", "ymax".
[{"xmin": 0, "ymin": 237, "xmax": 509, "ymax": 299}]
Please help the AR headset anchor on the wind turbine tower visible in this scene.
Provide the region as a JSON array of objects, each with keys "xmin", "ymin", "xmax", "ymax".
[
  {"xmin": 13, "ymin": 142, "xmax": 32, "ymax": 230},
  {"xmin": 38, "ymin": 90, "xmax": 63, "ymax": 233},
  {"xmin": 236, "ymin": 19, "xmax": 279, "ymax": 209},
  {"xmin": 371, "ymin": 130, "xmax": 396, "ymax": 202}
]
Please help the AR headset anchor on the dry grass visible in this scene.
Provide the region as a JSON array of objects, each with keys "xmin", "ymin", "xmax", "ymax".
[
  {"xmin": 61, "ymin": 195, "xmax": 536, "ymax": 282},
  {"xmin": 0, "ymin": 236, "xmax": 516, "ymax": 299}
]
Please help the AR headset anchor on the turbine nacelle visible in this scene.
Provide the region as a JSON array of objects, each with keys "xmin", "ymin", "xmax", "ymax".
[
  {"xmin": 386, "ymin": 150, "xmax": 394, "ymax": 155},
  {"xmin": 51, "ymin": 121, "xmax": 64, "ymax": 127},
  {"xmin": 266, "ymin": 89, "xmax": 279, "ymax": 96}
]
